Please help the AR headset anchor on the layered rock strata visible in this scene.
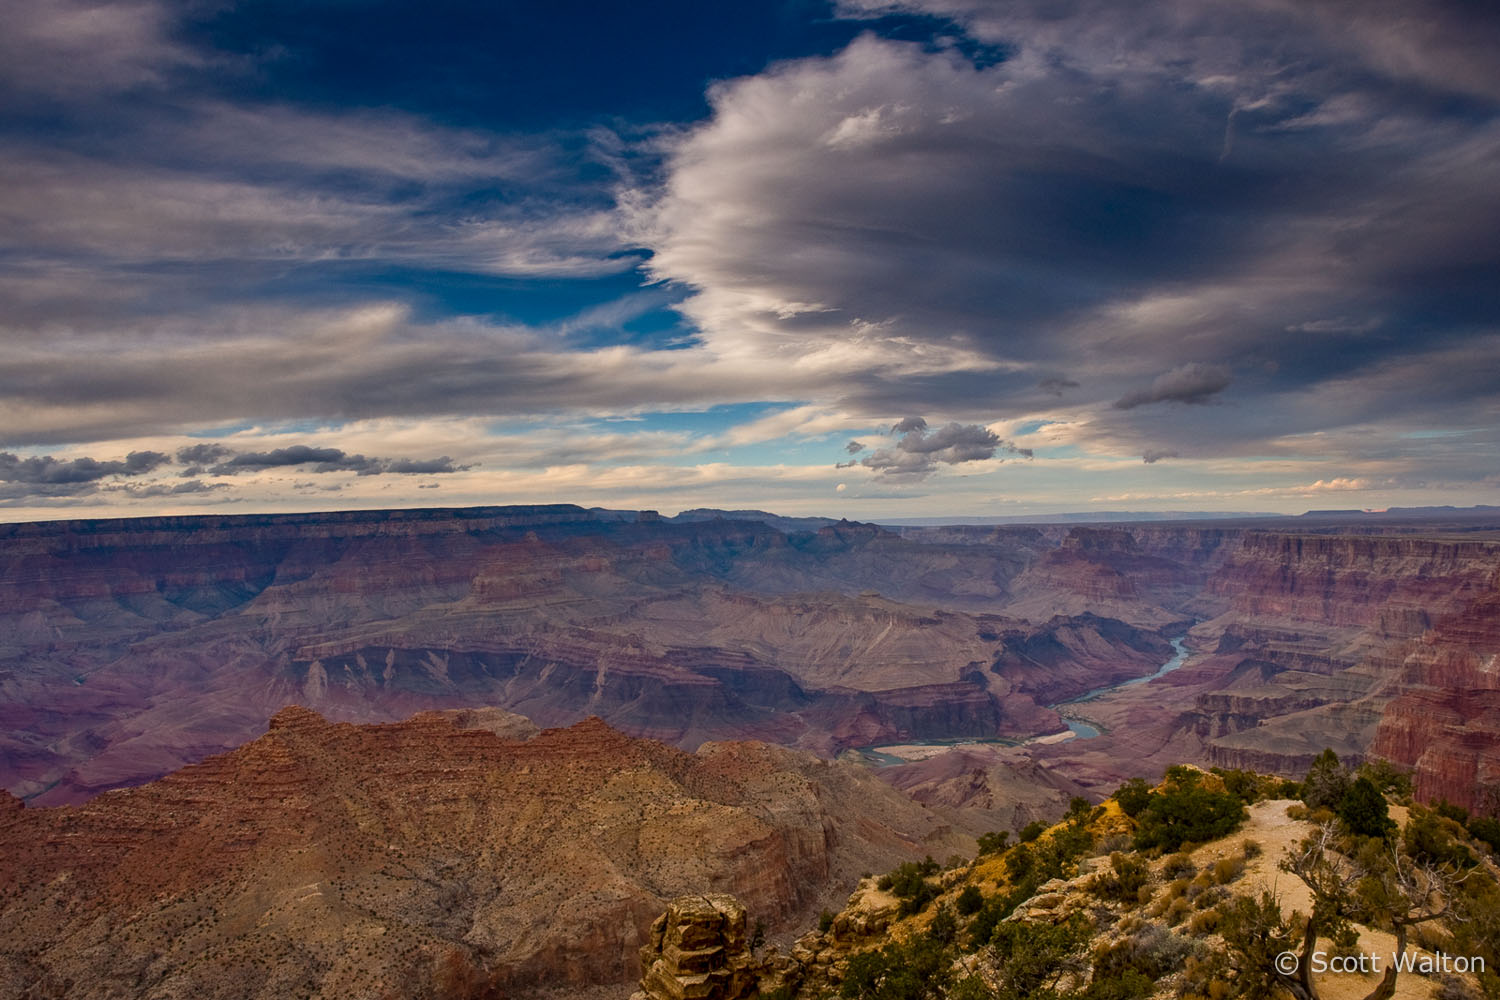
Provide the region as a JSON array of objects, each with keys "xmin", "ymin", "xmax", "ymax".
[
  {"xmin": 632, "ymin": 894, "xmax": 758, "ymax": 1000},
  {"xmin": 0, "ymin": 706, "xmax": 972, "ymax": 999},
  {"xmin": 5, "ymin": 505, "xmax": 1499, "ymax": 814},
  {"xmin": 0, "ymin": 507, "xmax": 1182, "ymax": 803}
]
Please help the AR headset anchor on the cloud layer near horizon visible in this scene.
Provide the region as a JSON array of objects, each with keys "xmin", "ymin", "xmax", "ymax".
[{"xmin": 0, "ymin": 0, "xmax": 1496, "ymax": 518}]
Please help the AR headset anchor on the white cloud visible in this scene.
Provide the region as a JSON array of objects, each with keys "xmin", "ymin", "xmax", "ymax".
[{"xmin": 0, "ymin": 0, "xmax": 198, "ymax": 98}]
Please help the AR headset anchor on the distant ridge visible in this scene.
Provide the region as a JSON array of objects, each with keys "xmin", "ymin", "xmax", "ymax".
[
  {"xmin": 1300, "ymin": 504, "xmax": 1500, "ymax": 519},
  {"xmin": 874, "ymin": 510, "xmax": 1286, "ymax": 526},
  {"xmin": 589, "ymin": 506, "xmax": 841, "ymax": 533}
]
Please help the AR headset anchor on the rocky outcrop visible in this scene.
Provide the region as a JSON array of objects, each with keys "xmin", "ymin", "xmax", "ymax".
[
  {"xmin": 878, "ymin": 745, "xmax": 1088, "ymax": 834},
  {"xmin": 0, "ymin": 706, "xmax": 972, "ymax": 999},
  {"xmin": 987, "ymin": 612, "xmax": 1179, "ymax": 702},
  {"xmin": 633, "ymin": 895, "xmax": 758, "ymax": 1000}
]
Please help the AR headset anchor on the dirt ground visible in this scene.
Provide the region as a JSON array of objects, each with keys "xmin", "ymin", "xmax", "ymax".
[{"xmin": 1204, "ymin": 800, "xmax": 1457, "ymax": 1000}]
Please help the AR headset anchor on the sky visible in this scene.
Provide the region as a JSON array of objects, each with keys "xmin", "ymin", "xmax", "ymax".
[{"xmin": 2, "ymin": 0, "xmax": 1498, "ymax": 521}]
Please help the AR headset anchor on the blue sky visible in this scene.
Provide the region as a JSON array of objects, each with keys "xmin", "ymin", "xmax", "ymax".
[{"xmin": 1, "ymin": 0, "xmax": 1498, "ymax": 519}]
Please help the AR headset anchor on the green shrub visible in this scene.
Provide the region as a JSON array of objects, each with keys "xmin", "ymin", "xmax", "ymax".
[
  {"xmin": 1337, "ymin": 776, "xmax": 1396, "ymax": 839},
  {"xmin": 1467, "ymin": 816, "xmax": 1500, "ymax": 854},
  {"xmin": 1133, "ymin": 771, "xmax": 1247, "ymax": 853},
  {"xmin": 1092, "ymin": 852, "xmax": 1151, "ymax": 903},
  {"xmin": 1035, "ymin": 822, "xmax": 1096, "ymax": 881},
  {"xmin": 1434, "ymin": 800, "xmax": 1471, "ymax": 824},
  {"xmin": 899, "ymin": 883, "xmax": 939, "ymax": 917},
  {"xmin": 880, "ymin": 858, "xmax": 944, "ymax": 916},
  {"xmin": 818, "ymin": 909, "xmax": 835, "ymax": 933},
  {"xmin": 1302, "ymin": 748, "xmax": 1351, "ymax": 810},
  {"xmin": 1212, "ymin": 855, "xmax": 1246, "ymax": 885},
  {"xmin": 1162, "ymin": 852, "xmax": 1197, "ymax": 879},
  {"xmin": 1114, "ymin": 778, "xmax": 1153, "ymax": 819},
  {"xmin": 1404, "ymin": 810, "xmax": 1476, "ymax": 869},
  {"xmin": 1210, "ymin": 767, "xmax": 1263, "ymax": 804},
  {"xmin": 841, "ymin": 933, "xmax": 951, "ymax": 1000},
  {"xmin": 1019, "ymin": 820, "xmax": 1047, "ymax": 843},
  {"xmin": 929, "ymin": 904, "xmax": 957, "ymax": 945},
  {"xmin": 1078, "ymin": 968, "xmax": 1154, "ymax": 1000},
  {"xmin": 986, "ymin": 915, "xmax": 1091, "ymax": 997},
  {"xmin": 1005, "ymin": 844, "xmax": 1035, "ymax": 883},
  {"xmin": 1217, "ymin": 891, "xmax": 1296, "ymax": 999},
  {"xmin": 1358, "ymin": 758, "xmax": 1414, "ymax": 799},
  {"xmin": 956, "ymin": 885, "xmax": 984, "ymax": 916},
  {"xmin": 977, "ymin": 830, "xmax": 1011, "ymax": 856},
  {"xmin": 967, "ymin": 882, "xmax": 1036, "ymax": 950}
]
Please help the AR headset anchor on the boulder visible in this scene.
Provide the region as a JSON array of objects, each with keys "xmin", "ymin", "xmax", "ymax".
[{"xmin": 636, "ymin": 894, "xmax": 759, "ymax": 1000}]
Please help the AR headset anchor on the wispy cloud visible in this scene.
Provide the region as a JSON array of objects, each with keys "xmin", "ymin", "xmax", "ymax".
[{"xmin": 1, "ymin": 0, "xmax": 1497, "ymax": 517}]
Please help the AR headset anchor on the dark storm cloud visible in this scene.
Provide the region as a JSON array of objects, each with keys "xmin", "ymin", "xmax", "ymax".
[
  {"xmin": 1142, "ymin": 450, "xmax": 1179, "ymax": 465},
  {"xmin": 1039, "ymin": 378, "xmax": 1080, "ymax": 397},
  {"xmin": 0, "ymin": 450, "xmax": 168, "ymax": 484},
  {"xmin": 383, "ymin": 457, "xmax": 469, "ymax": 475},
  {"xmin": 210, "ymin": 446, "xmax": 381, "ymax": 475},
  {"xmin": 202, "ymin": 445, "xmax": 471, "ymax": 477},
  {"xmin": 0, "ymin": 483, "xmax": 101, "ymax": 503},
  {"xmin": 845, "ymin": 440, "xmax": 866, "ymax": 454},
  {"xmin": 1113, "ymin": 364, "xmax": 1234, "ymax": 410},
  {"xmin": 852, "ymin": 418, "xmax": 1031, "ymax": 480},
  {"xmin": 644, "ymin": 1, "xmax": 1500, "ymax": 469},
  {"xmin": 176, "ymin": 443, "xmax": 233, "ymax": 465},
  {"xmin": 122, "ymin": 480, "xmax": 228, "ymax": 498},
  {"xmin": 0, "ymin": 441, "xmax": 467, "ymax": 504}
]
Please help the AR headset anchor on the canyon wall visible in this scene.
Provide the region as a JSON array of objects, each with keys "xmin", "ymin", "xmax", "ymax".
[
  {"xmin": 0, "ymin": 708, "xmax": 972, "ymax": 999},
  {"xmin": 3, "ymin": 505, "xmax": 1498, "ymax": 812},
  {"xmin": 0, "ymin": 507, "xmax": 1180, "ymax": 803}
]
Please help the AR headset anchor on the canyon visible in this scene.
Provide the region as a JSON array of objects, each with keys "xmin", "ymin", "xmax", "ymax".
[
  {"xmin": 3, "ymin": 505, "xmax": 1498, "ymax": 814},
  {"xmin": 2, "ymin": 503, "xmax": 1499, "ymax": 996},
  {"xmin": 0, "ymin": 707, "xmax": 972, "ymax": 998}
]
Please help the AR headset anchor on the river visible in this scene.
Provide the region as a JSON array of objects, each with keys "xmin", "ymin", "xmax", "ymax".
[
  {"xmin": 1050, "ymin": 634, "xmax": 1189, "ymax": 738},
  {"xmin": 853, "ymin": 634, "xmax": 1190, "ymax": 764}
]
